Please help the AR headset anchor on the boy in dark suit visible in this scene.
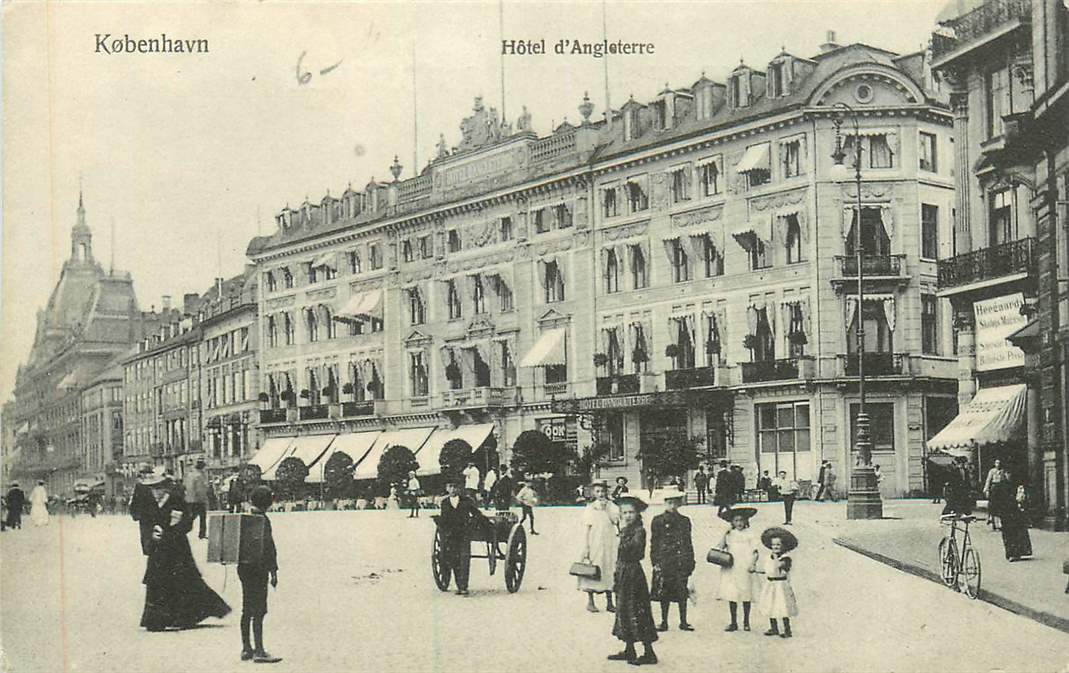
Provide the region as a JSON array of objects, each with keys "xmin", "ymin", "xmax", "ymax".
[
  {"xmin": 240, "ymin": 486, "xmax": 280, "ymax": 663},
  {"xmin": 650, "ymin": 490, "xmax": 696, "ymax": 631},
  {"xmin": 439, "ymin": 477, "xmax": 485, "ymax": 596}
]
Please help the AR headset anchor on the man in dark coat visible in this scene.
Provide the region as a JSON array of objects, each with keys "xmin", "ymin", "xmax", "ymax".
[
  {"xmin": 5, "ymin": 482, "xmax": 26, "ymax": 529},
  {"xmin": 491, "ymin": 465, "xmax": 513, "ymax": 511},
  {"xmin": 650, "ymin": 491, "xmax": 695, "ymax": 631},
  {"xmin": 814, "ymin": 461, "xmax": 829, "ymax": 501},
  {"xmin": 438, "ymin": 477, "xmax": 486, "ymax": 596},
  {"xmin": 730, "ymin": 465, "xmax": 746, "ymax": 502},
  {"xmin": 713, "ymin": 461, "xmax": 734, "ymax": 514},
  {"xmin": 693, "ymin": 467, "xmax": 709, "ymax": 505},
  {"xmin": 228, "ymin": 476, "xmax": 244, "ymax": 513}
]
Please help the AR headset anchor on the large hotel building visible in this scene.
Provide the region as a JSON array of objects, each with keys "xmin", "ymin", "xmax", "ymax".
[{"xmin": 246, "ymin": 35, "xmax": 961, "ymax": 497}]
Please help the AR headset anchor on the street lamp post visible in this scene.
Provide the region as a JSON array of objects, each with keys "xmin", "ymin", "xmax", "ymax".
[{"xmin": 832, "ymin": 103, "xmax": 883, "ymax": 520}]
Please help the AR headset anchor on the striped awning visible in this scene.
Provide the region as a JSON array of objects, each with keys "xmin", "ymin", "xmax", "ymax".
[
  {"xmin": 415, "ymin": 423, "xmax": 496, "ymax": 477},
  {"xmin": 353, "ymin": 427, "xmax": 435, "ymax": 481},
  {"xmin": 249, "ymin": 437, "xmax": 296, "ymax": 476},
  {"xmin": 519, "ymin": 329, "xmax": 567, "ymax": 367},
  {"xmin": 736, "ymin": 143, "xmax": 770, "ymax": 173},
  {"xmin": 927, "ymin": 384, "xmax": 1028, "ymax": 452},
  {"xmin": 336, "ymin": 289, "xmax": 383, "ymax": 322}
]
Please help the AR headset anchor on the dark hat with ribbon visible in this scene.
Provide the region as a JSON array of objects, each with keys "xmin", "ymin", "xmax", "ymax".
[
  {"xmin": 760, "ymin": 526, "xmax": 799, "ymax": 552},
  {"xmin": 717, "ymin": 506, "xmax": 758, "ymax": 522},
  {"xmin": 616, "ymin": 494, "xmax": 649, "ymax": 512}
]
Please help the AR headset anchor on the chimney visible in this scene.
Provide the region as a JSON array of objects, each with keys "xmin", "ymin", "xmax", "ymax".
[
  {"xmin": 820, "ymin": 30, "xmax": 840, "ymax": 54},
  {"xmin": 183, "ymin": 293, "xmax": 199, "ymax": 316},
  {"xmin": 162, "ymin": 295, "xmax": 172, "ymax": 312}
]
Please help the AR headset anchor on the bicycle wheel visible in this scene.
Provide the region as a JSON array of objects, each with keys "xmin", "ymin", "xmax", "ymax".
[
  {"xmin": 938, "ymin": 537, "xmax": 958, "ymax": 588},
  {"xmin": 961, "ymin": 547, "xmax": 981, "ymax": 599}
]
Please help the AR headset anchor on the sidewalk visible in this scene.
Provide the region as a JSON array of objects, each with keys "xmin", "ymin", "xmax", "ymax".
[{"xmin": 795, "ymin": 499, "xmax": 1069, "ymax": 633}]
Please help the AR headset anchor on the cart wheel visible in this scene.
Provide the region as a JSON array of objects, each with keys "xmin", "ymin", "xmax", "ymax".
[
  {"xmin": 431, "ymin": 528, "xmax": 451, "ymax": 591},
  {"xmin": 504, "ymin": 524, "xmax": 527, "ymax": 593}
]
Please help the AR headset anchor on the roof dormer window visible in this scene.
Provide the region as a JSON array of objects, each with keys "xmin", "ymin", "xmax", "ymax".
[
  {"xmin": 622, "ymin": 102, "xmax": 642, "ymax": 141},
  {"xmin": 729, "ymin": 66, "xmax": 752, "ymax": 109},
  {"xmin": 769, "ymin": 61, "xmax": 785, "ymax": 98}
]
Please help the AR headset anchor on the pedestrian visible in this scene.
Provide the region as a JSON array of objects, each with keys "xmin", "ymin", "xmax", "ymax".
[
  {"xmin": 387, "ymin": 484, "xmax": 401, "ymax": 510},
  {"xmin": 406, "ymin": 471, "xmax": 422, "ymax": 518},
  {"xmin": 941, "ymin": 457, "xmax": 974, "ymax": 517},
  {"xmin": 607, "ymin": 495, "xmax": 658, "ymax": 666},
  {"xmin": 483, "ymin": 466, "xmax": 497, "ymax": 509},
  {"xmin": 759, "ymin": 526, "xmax": 799, "ymax": 639},
  {"xmin": 774, "ymin": 471, "xmax": 798, "ymax": 525},
  {"xmin": 693, "ymin": 466, "xmax": 708, "ymax": 505},
  {"xmin": 730, "ymin": 465, "xmax": 746, "ymax": 503},
  {"xmin": 645, "ymin": 468, "xmax": 658, "ymax": 499},
  {"xmin": 492, "ymin": 465, "xmax": 513, "ymax": 511},
  {"xmin": 713, "ymin": 461, "xmax": 734, "ymax": 514},
  {"xmin": 824, "ymin": 464, "xmax": 838, "ymax": 502},
  {"xmin": 184, "ymin": 459, "xmax": 210, "ymax": 539},
  {"xmin": 873, "ymin": 464, "xmax": 884, "ymax": 492},
  {"xmin": 439, "ymin": 476, "xmax": 483, "ymax": 596},
  {"xmin": 132, "ymin": 466, "xmax": 230, "ymax": 631},
  {"xmin": 756, "ymin": 470, "xmax": 772, "ymax": 493},
  {"xmin": 814, "ymin": 461, "xmax": 829, "ymax": 501},
  {"xmin": 29, "ymin": 480, "xmax": 50, "ymax": 527},
  {"xmin": 577, "ymin": 480, "xmax": 619, "ymax": 613},
  {"xmin": 5, "ymin": 482, "xmax": 25, "ymax": 529},
  {"xmin": 650, "ymin": 489, "xmax": 695, "ymax": 632},
  {"xmin": 239, "ymin": 486, "xmax": 281, "ymax": 663},
  {"xmin": 611, "ymin": 476, "xmax": 630, "ymax": 501},
  {"xmin": 983, "ymin": 458, "xmax": 1010, "ymax": 531},
  {"xmin": 1000, "ymin": 479, "xmax": 1033, "ymax": 562},
  {"xmin": 714, "ymin": 506, "xmax": 759, "ymax": 632},
  {"xmin": 463, "ymin": 462, "xmax": 481, "ymax": 499},
  {"xmin": 228, "ymin": 475, "xmax": 244, "ymax": 513},
  {"xmin": 516, "ymin": 479, "xmax": 539, "ymax": 535}
]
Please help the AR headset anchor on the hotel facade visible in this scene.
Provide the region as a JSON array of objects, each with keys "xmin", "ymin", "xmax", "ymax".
[{"xmin": 246, "ymin": 36, "xmax": 960, "ymax": 497}]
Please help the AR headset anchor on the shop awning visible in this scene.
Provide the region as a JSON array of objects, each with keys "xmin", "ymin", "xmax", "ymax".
[
  {"xmin": 519, "ymin": 328, "xmax": 567, "ymax": 367},
  {"xmin": 927, "ymin": 384, "xmax": 1028, "ymax": 452},
  {"xmin": 415, "ymin": 423, "xmax": 496, "ymax": 477},
  {"xmin": 336, "ymin": 289, "xmax": 383, "ymax": 322},
  {"xmin": 731, "ymin": 215, "xmax": 773, "ymax": 248},
  {"xmin": 248, "ymin": 437, "xmax": 296, "ymax": 476},
  {"xmin": 736, "ymin": 143, "xmax": 770, "ymax": 174},
  {"xmin": 308, "ymin": 431, "xmax": 380, "ymax": 483},
  {"xmin": 353, "ymin": 427, "xmax": 435, "ymax": 481},
  {"xmin": 290, "ymin": 434, "xmax": 337, "ymax": 469}
]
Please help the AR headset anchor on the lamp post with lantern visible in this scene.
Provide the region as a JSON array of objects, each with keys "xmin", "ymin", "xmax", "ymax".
[{"xmin": 831, "ymin": 102, "xmax": 884, "ymax": 520}]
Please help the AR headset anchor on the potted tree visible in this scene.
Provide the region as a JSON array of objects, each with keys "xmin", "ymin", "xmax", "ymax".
[{"xmin": 592, "ymin": 352, "xmax": 609, "ymax": 368}]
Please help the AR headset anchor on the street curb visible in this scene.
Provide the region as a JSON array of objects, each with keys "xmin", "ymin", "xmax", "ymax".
[{"xmin": 832, "ymin": 537, "xmax": 1069, "ymax": 635}]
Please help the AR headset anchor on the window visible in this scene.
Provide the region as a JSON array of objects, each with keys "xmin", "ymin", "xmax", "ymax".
[
  {"xmin": 699, "ymin": 158, "xmax": 721, "ymax": 197},
  {"xmin": 284, "ymin": 313, "xmax": 295, "ymax": 345},
  {"xmin": 499, "ymin": 217, "xmax": 512, "ymax": 242},
  {"xmin": 730, "ymin": 75, "xmax": 742, "ymax": 108},
  {"xmin": 869, "ymin": 134, "xmax": 894, "ymax": 169},
  {"xmin": 500, "ymin": 342, "xmax": 516, "ymax": 387},
  {"xmin": 921, "ymin": 204, "xmax": 939, "ymax": 259},
  {"xmin": 446, "ymin": 351, "xmax": 463, "ymax": 390},
  {"xmin": 850, "ymin": 402, "xmax": 895, "ymax": 453},
  {"xmin": 747, "ymin": 167, "xmax": 770, "ymax": 189},
  {"xmin": 347, "ymin": 250, "xmax": 361, "ymax": 274},
  {"xmin": 446, "ymin": 280, "xmax": 462, "ymax": 320},
  {"xmin": 672, "ymin": 318, "xmax": 696, "ymax": 369},
  {"xmin": 419, "ymin": 235, "xmax": 432, "ymax": 259},
  {"xmin": 768, "ymin": 61, "xmax": 785, "ymax": 97},
  {"xmin": 749, "ymin": 238, "xmax": 770, "ymax": 271},
  {"xmin": 265, "ymin": 272, "xmax": 277, "ymax": 293},
  {"xmin": 544, "ymin": 261, "xmax": 565, "ymax": 303},
  {"xmin": 922, "ymin": 294, "xmax": 938, "ymax": 355},
  {"xmin": 604, "ymin": 249, "xmax": 620, "ymax": 294},
  {"xmin": 545, "ymin": 363, "xmax": 568, "ymax": 385},
  {"xmin": 756, "ymin": 402, "xmax": 811, "ymax": 463},
  {"xmin": 602, "ymin": 186, "xmax": 619, "ymax": 218},
  {"xmin": 701, "ymin": 236, "xmax": 723, "ymax": 277},
  {"xmin": 785, "ymin": 214, "xmax": 805, "ymax": 264},
  {"xmin": 670, "ymin": 166, "xmax": 691, "ymax": 203},
  {"xmin": 267, "ymin": 315, "xmax": 278, "ymax": 348},
  {"xmin": 306, "ymin": 308, "xmax": 319, "ymax": 343},
  {"xmin": 533, "ymin": 208, "xmax": 548, "ymax": 234},
  {"xmin": 781, "ymin": 140, "xmax": 801, "ymax": 178},
  {"xmin": 672, "ymin": 240, "xmax": 690, "ymax": 283},
  {"xmin": 623, "ymin": 107, "xmax": 640, "ymax": 141},
  {"xmin": 626, "ymin": 177, "xmax": 649, "ymax": 213},
  {"xmin": 402, "ymin": 239, "xmax": 414, "ymax": 263},
  {"xmin": 846, "ymin": 208, "xmax": 891, "ymax": 257},
  {"xmin": 409, "ymin": 288, "xmax": 426, "ymax": 325},
  {"xmin": 472, "ymin": 275, "xmax": 487, "ymax": 314},
  {"xmin": 498, "ymin": 279, "xmax": 514, "ymax": 312},
  {"xmin": 985, "ymin": 66, "xmax": 1009, "ymax": 139},
  {"xmin": 553, "ymin": 203, "xmax": 573, "ymax": 229},
  {"xmin": 651, "ymin": 99, "xmax": 667, "ymax": 130},
  {"xmin": 919, "ymin": 132, "xmax": 937, "ymax": 172},
  {"xmin": 605, "ymin": 413, "xmax": 625, "ymax": 462},
  {"xmin": 989, "ymin": 189, "xmax": 1015, "ymax": 245},
  {"xmin": 308, "ymin": 263, "xmax": 318, "ymax": 284},
  {"xmin": 369, "ymin": 244, "xmax": 382, "ymax": 270},
  {"xmin": 409, "ymin": 352, "xmax": 429, "ymax": 397},
  {"xmin": 848, "ymin": 302, "xmax": 893, "ymax": 354},
  {"xmin": 629, "ymin": 245, "xmax": 648, "ymax": 289},
  {"xmin": 752, "ymin": 307, "xmax": 775, "ymax": 362}
]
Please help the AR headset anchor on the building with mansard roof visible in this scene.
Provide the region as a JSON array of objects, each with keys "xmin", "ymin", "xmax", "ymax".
[{"xmin": 245, "ymin": 34, "xmax": 959, "ymax": 498}]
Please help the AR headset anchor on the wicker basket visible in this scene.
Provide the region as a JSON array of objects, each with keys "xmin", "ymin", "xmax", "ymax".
[{"xmin": 706, "ymin": 548, "xmax": 734, "ymax": 568}]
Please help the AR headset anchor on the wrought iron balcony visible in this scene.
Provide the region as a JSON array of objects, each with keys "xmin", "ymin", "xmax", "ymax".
[
  {"xmin": 440, "ymin": 387, "xmax": 516, "ymax": 408},
  {"xmin": 298, "ymin": 404, "xmax": 329, "ymax": 421},
  {"xmin": 931, "ymin": 0, "xmax": 1031, "ymax": 62},
  {"xmin": 596, "ymin": 374, "xmax": 641, "ymax": 395},
  {"xmin": 837, "ymin": 254, "xmax": 905, "ymax": 277},
  {"xmin": 340, "ymin": 401, "xmax": 377, "ymax": 417},
  {"xmin": 842, "ymin": 352, "xmax": 905, "ymax": 377},
  {"xmin": 664, "ymin": 367, "xmax": 716, "ymax": 390},
  {"xmin": 740, "ymin": 358, "xmax": 799, "ymax": 383},
  {"xmin": 259, "ymin": 408, "xmax": 287, "ymax": 424},
  {"xmin": 937, "ymin": 237, "xmax": 1036, "ymax": 289}
]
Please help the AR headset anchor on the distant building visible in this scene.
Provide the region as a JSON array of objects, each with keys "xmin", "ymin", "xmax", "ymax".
[{"xmin": 79, "ymin": 353, "xmax": 126, "ymax": 496}]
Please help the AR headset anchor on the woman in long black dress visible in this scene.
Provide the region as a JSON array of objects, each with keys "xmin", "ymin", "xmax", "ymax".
[
  {"xmin": 133, "ymin": 469, "xmax": 231, "ymax": 631},
  {"xmin": 609, "ymin": 495, "xmax": 658, "ymax": 666},
  {"xmin": 1000, "ymin": 480, "xmax": 1033, "ymax": 562}
]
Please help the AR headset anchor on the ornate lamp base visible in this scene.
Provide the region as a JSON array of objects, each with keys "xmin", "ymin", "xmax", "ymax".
[{"xmin": 847, "ymin": 465, "xmax": 883, "ymax": 520}]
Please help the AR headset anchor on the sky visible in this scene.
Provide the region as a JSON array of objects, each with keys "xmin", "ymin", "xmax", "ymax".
[{"xmin": 0, "ymin": 0, "xmax": 949, "ymax": 402}]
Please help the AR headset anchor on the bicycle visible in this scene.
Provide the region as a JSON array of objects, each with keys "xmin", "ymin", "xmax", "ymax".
[{"xmin": 938, "ymin": 514, "xmax": 982, "ymax": 598}]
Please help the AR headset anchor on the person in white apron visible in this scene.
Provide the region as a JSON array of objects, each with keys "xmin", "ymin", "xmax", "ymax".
[
  {"xmin": 29, "ymin": 481, "xmax": 50, "ymax": 527},
  {"xmin": 577, "ymin": 480, "xmax": 619, "ymax": 612},
  {"xmin": 714, "ymin": 506, "xmax": 759, "ymax": 632}
]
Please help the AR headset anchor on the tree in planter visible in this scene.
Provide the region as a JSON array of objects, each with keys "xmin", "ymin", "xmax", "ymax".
[
  {"xmin": 742, "ymin": 334, "xmax": 758, "ymax": 353},
  {"xmin": 239, "ymin": 462, "xmax": 262, "ymax": 485},
  {"xmin": 378, "ymin": 445, "xmax": 419, "ymax": 492},
  {"xmin": 592, "ymin": 352, "xmax": 609, "ymax": 368},
  {"xmin": 665, "ymin": 343, "xmax": 680, "ymax": 369},
  {"xmin": 322, "ymin": 451, "xmax": 354, "ymax": 500},
  {"xmin": 511, "ymin": 429, "xmax": 574, "ymax": 477},
  {"xmin": 574, "ymin": 442, "xmax": 611, "ymax": 483},
  {"xmin": 439, "ymin": 439, "xmax": 473, "ymax": 482},
  {"xmin": 274, "ymin": 456, "xmax": 309, "ymax": 501},
  {"xmin": 635, "ymin": 433, "xmax": 704, "ymax": 489}
]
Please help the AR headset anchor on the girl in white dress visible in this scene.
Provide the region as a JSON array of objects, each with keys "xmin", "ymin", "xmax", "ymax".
[
  {"xmin": 578, "ymin": 480, "xmax": 620, "ymax": 612},
  {"xmin": 759, "ymin": 526, "xmax": 799, "ymax": 638},
  {"xmin": 29, "ymin": 480, "xmax": 50, "ymax": 527},
  {"xmin": 715, "ymin": 507, "xmax": 759, "ymax": 632}
]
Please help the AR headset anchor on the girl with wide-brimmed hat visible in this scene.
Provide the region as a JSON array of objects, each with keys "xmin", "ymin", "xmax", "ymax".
[
  {"xmin": 758, "ymin": 526, "xmax": 799, "ymax": 638},
  {"xmin": 578, "ymin": 479, "xmax": 619, "ymax": 613},
  {"xmin": 714, "ymin": 507, "xmax": 759, "ymax": 632},
  {"xmin": 608, "ymin": 494, "xmax": 658, "ymax": 665}
]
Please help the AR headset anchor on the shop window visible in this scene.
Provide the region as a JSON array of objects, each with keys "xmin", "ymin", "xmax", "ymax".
[{"xmin": 756, "ymin": 401, "xmax": 811, "ymax": 458}]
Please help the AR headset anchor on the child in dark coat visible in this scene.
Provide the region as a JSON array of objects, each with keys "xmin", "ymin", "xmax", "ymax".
[
  {"xmin": 609, "ymin": 495, "xmax": 658, "ymax": 666},
  {"xmin": 650, "ymin": 490, "xmax": 695, "ymax": 631},
  {"xmin": 240, "ymin": 486, "xmax": 280, "ymax": 663}
]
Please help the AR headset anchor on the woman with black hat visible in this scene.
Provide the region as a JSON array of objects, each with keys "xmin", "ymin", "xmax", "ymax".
[
  {"xmin": 611, "ymin": 476, "xmax": 630, "ymax": 501},
  {"xmin": 759, "ymin": 526, "xmax": 799, "ymax": 638},
  {"xmin": 608, "ymin": 495, "xmax": 658, "ymax": 666},
  {"xmin": 714, "ymin": 506, "xmax": 759, "ymax": 632}
]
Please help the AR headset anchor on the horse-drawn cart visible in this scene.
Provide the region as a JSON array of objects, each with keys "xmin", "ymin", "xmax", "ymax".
[{"xmin": 431, "ymin": 510, "xmax": 527, "ymax": 593}]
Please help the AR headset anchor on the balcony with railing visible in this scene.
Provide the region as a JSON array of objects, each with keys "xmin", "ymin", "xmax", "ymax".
[
  {"xmin": 840, "ymin": 352, "xmax": 906, "ymax": 377},
  {"xmin": 298, "ymin": 404, "xmax": 329, "ymax": 421},
  {"xmin": 937, "ymin": 237, "xmax": 1036, "ymax": 292},
  {"xmin": 596, "ymin": 374, "xmax": 642, "ymax": 395},
  {"xmin": 543, "ymin": 382, "xmax": 570, "ymax": 397},
  {"xmin": 531, "ymin": 131, "xmax": 577, "ymax": 163},
  {"xmin": 931, "ymin": 0, "xmax": 1031, "ymax": 64},
  {"xmin": 740, "ymin": 358, "xmax": 800, "ymax": 384},
  {"xmin": 259, "ymin": 408, "xmax": 288, "ymax": 424},
  {"xmin": 664, "ymin": 367, "xmax": 716, "ymax": 390},
  {"xmin": 339, "ymin": 400, "xmax": 380, "ymax": 418},
  {"xmin": 831, "ymin": 255, "xmax": 909, "ymax": 292},
  {"xmin": 440, "ymin": 387, "xmax": 517, "ymax": 409}
]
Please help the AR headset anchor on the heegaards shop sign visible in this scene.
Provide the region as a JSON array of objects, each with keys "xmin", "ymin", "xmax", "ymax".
[{"xmin": 974, "ymin": 293, "xmax": 1027, "ymax": 371}]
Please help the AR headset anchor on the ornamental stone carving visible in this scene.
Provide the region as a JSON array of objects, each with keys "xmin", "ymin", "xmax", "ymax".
[
  {"xmin": 603, "ymin": 221, "xmax": 649, "ymax": 241},
  {"xmin": 650, "ymin": 172, "xmax": 669, "ymax": 210},
  {"xmin": 749, "ymin": 187, "xmax": 807, "ymax": 213},
  {"xmin": 673, "ymin": 204, "xmax": 724, "ymax": 228},
  {"xmin": 575, "ymin": 195, "xmax": 590, "ymax": 230},
  {"xmin": 266, "ymin": 295, "xmax": 295, "ymax": 310}
]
